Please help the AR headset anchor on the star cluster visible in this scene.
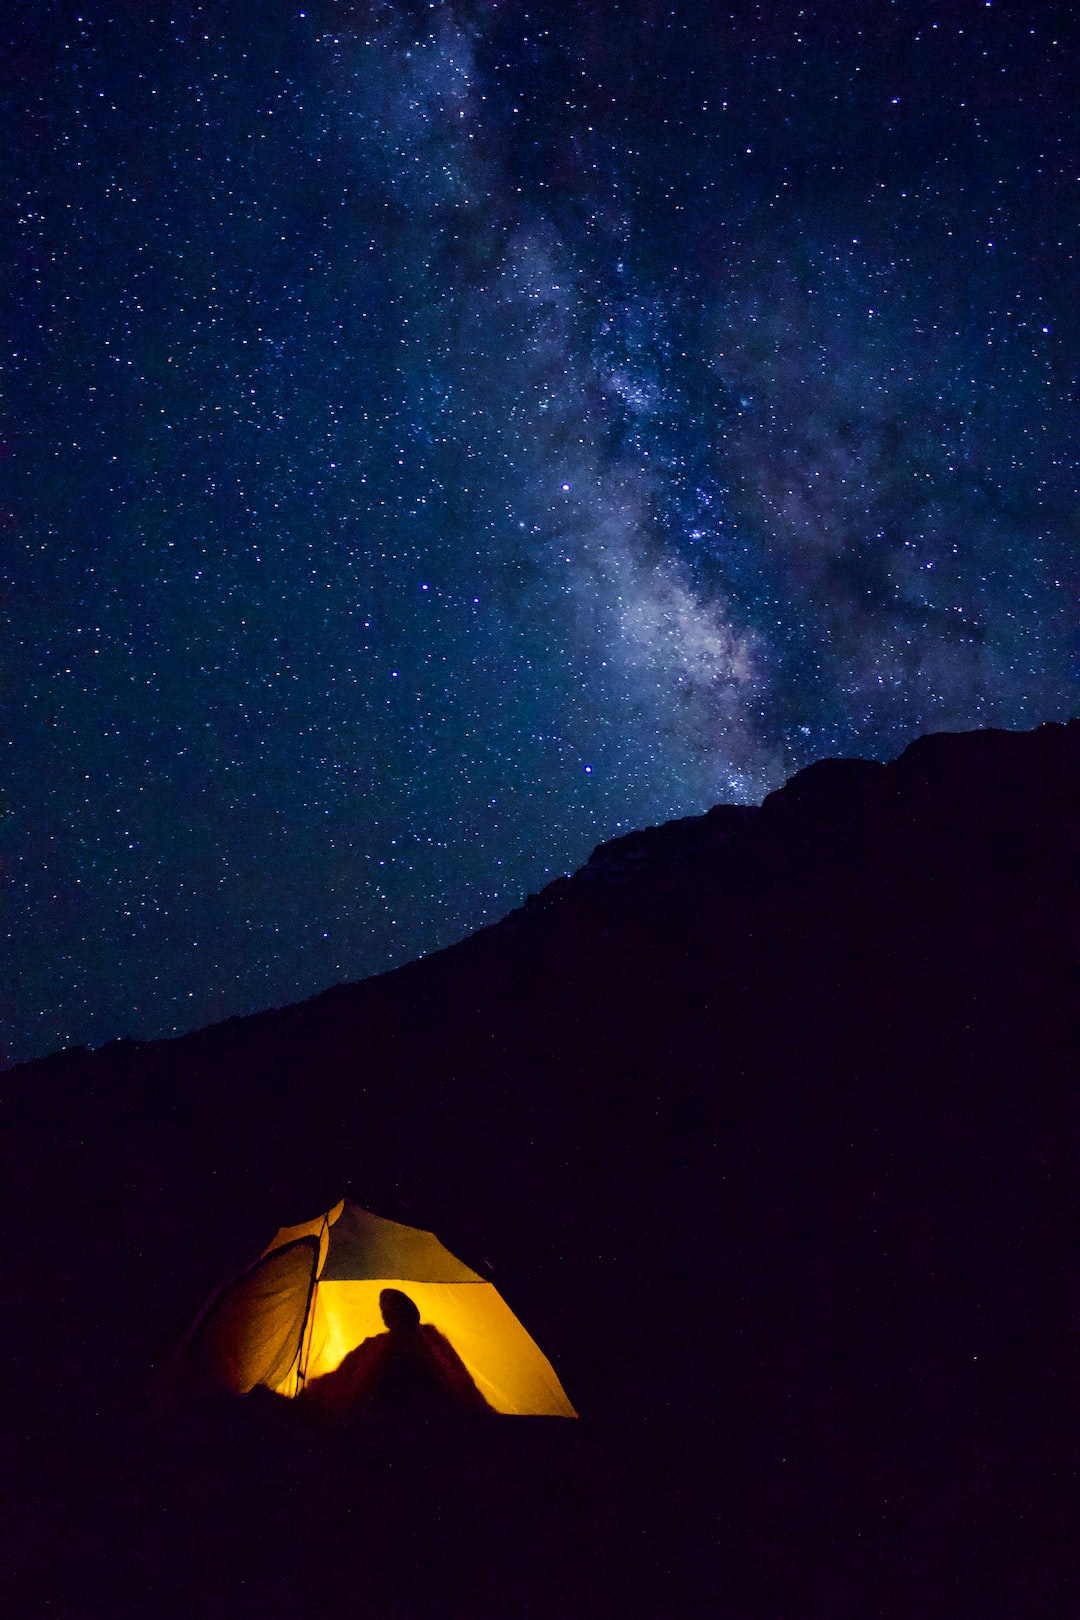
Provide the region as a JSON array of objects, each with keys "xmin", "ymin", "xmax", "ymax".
[{"xmin": 6, "ymin": 0, "xmax": 1078, "ymax": 1064}]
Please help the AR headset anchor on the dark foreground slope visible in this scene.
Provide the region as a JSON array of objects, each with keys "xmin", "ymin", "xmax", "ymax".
[{"xmin": 3, "ymin": 721, "xmax": 1078, "ymax": 1619}]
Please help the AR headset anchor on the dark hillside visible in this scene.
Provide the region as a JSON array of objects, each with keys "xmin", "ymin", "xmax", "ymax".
[{"xmin": 3, "ymin": 721, "xmax": 1078, "ymax": 1618}]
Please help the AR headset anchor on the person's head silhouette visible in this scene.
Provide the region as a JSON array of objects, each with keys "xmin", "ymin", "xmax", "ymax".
[{"xmin": 379, "ymin": 1288, "xmax": 421, "ymax": 1333}]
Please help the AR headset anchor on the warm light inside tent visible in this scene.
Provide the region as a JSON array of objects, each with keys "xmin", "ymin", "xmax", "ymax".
[{"xmin": 284, "ymin": 1278, "xmax": 576, "ymax": 1416}]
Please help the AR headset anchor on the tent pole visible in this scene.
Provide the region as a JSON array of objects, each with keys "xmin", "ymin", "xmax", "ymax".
[{"xmin": 296, "ymin": 1211, "xmax": 328, "ymax": 1393}]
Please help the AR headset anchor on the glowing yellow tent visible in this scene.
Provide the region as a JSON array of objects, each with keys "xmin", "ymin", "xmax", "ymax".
[{"xmin": 164, "ymin": 1200, "xmax": 576, "ymax": 1418}]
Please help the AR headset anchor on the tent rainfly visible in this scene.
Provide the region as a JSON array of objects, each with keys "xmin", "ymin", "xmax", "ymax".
[{"xmin": 161, "ymin": 1200, "xmax": 577, "ymax": 1418}]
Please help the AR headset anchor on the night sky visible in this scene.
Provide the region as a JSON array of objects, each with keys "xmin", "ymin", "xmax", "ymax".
[{"xmin": 6, "ymin": 0, "xmax": 1078, "ymax": 1066}]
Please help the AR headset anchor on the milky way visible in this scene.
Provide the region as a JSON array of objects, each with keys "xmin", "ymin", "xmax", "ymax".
[{"xmin": 6, "ymin": 0, "xmax": 1078, "ymax": 1064}]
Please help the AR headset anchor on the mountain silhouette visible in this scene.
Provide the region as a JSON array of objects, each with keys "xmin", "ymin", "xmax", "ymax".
[{"xmin": 3, "ymin": 720, "xmax": 1078, "ymax": 1618}]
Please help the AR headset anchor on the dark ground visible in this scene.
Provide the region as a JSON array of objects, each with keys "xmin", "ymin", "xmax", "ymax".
[
  {"xmin": 3, "ymin": 720, "xmax": 1079, "ymax": 1617},
  {"xmin": 9, "ymin": 1402, "xmax": 624, "ymax": 1620}
]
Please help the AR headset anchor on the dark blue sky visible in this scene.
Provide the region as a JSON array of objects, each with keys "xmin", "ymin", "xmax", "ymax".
[{"xmin": 6, "ymin": 0, "xmax": 1078, "ymax": 1065}]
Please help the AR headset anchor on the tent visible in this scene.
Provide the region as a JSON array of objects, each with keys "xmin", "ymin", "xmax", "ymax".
[{"xmin": 161, "ymin": 1200, "xmax": 577, "ymax": 1418}]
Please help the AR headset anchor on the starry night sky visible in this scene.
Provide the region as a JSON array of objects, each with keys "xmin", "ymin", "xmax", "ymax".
[{"xmin": 6, "ymin": 0, "xmax": 1078, "ymax": 1065}]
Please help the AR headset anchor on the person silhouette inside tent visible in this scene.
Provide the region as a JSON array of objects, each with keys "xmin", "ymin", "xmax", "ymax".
[{"xmin": 301, "ymin": 1288, "xmax": 493, "ymax": 1424}]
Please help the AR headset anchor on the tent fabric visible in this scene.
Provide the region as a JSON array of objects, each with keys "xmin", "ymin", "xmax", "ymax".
[
  {"xmin": 265, "ymin": 1198, "xmax": 344, "ymax": 1273},
  {"xmin": 180, "ymin": 1236, "xmax": 318, "ymax": 1400},
  {"xmin": 164, "ymin": 1200, "xmax": 576, "ymax": 1419},
  {"xmin": 317, "ymin": 1202, "xmax": 484, "ymax": 1284}
]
